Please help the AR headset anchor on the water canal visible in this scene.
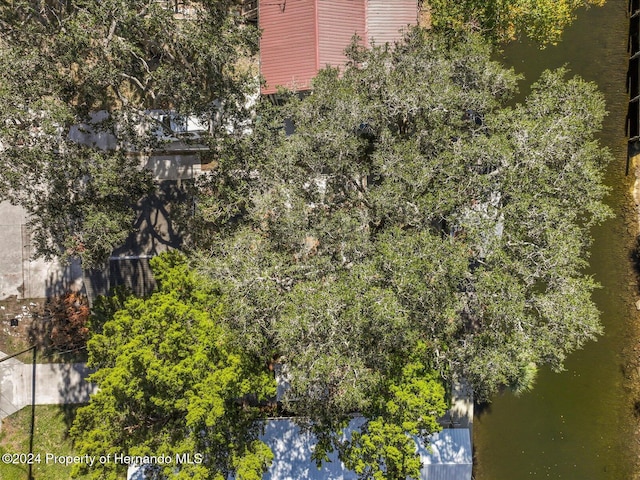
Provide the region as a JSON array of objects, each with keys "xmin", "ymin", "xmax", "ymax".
[{"xmin": 473, "ymin": 1, "xmax": 640, "ymax": 478}]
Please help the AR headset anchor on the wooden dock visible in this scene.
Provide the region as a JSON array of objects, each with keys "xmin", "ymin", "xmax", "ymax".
[{"xmin": 627, "ymin": 0, "xmax": 640, "ymax": 175}]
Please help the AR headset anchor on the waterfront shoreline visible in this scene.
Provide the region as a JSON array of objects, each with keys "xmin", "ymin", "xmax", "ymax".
[{"xmin": 626, "ymin": 151, "xmax": 640, "ymax": 479}]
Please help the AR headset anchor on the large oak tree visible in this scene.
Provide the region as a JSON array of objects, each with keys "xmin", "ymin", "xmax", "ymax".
[
  {"xmin": 195, "ymin": 29, "xmax": 611, "ymax": 477},
  {"xmin": 0, "ymin": 0, "xmax": 257, "ymax": 267}
]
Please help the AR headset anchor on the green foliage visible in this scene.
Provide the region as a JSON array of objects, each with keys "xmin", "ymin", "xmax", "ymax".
[
  {"xmin": 338, "ymin": 349, "xmax": 448, "ymax": 480},
  {"xmin": 0, "ymin": 406, "xmax": 91, "ymax": 480},
  {"xmin": 198, "ymin": 27, "xmax": 610, "ymax": 419},
  {"xmin": 70, "ymin": 251, "xmax": 275, "ymax": 479},
  {"xmin": 0, "ymin": 0, "xmax": 258, "ymax": 267},
  {"xmin": 428, "ymin": 0, "xmax": 606, "ymax": 46},
  {"xmin": 1, "ymin": 145, "xmax": 154, "ymax": 267}
]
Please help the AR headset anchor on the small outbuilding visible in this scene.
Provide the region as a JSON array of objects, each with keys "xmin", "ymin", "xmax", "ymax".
[
  {"xmin": 127, "ymin": 419, "xmax": 472, "ymax": 479},
  {"xmin": 418, "ymin": 428, "xmax": 473, "ymax": 480},
  {"xmin": 260, "ymin": 418, "xmax": 473, "ymax": 480}
]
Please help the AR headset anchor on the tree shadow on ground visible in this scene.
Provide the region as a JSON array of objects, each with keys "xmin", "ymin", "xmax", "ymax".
[
  {"xmin": 85, "ymin": 180, "xmax": 195, "ymax": 301},
  {"xmin": 55, "ymin": 363, "xmax": 95, "ymax": 433},
  {"xmin": 57, "ymin": 403, "xmax": 83, "ymax": 439},
  {"xmin": 43, "ymin": 258, "xmax": 84, "ymax": 300},
  {"xmin": 112, "ymin": 180, "xmax": 192, "ymax": 258}
]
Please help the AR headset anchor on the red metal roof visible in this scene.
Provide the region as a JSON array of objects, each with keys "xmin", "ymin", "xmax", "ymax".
[
  {"xmin": 260, "ymin": 0, "xmax": 318, "ymax": 94},
  {"xmin": 317, "ymin": 0, "xmax": 366, "ymax": 69},
  {"xmin": 259, "ymin": 0, "xmax": 418, "ymax": 95}
]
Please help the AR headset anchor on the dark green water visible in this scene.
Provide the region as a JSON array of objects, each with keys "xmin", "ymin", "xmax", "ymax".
[{"xmin": 473, "ymin": 1, "xmax": 639, "ymax": 479}]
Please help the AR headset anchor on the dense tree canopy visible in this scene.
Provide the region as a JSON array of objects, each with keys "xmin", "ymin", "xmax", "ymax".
[
  {"xmin": 0, "ymin": 0, "xmax": 615, "ymax": 476},
  {"xmin": 196, "ymin": 28, "xmax": 610, "ymax": 436},
  {"xmin": 0, "ymin": 0, "xmax": 257, "ymax": 266},
  {"xmin": 428, "ymin": 0, "xmax": 606, "ymax": 45},
  {"xmin": 71, "ymin": 252, "xmax": 275, "ymax": 480},
  {"xmin": 332, "ymin": 346, "xmax": 447, "ymax": 480}
]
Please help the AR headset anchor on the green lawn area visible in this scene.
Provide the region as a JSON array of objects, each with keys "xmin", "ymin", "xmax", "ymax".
[{"xmin": 0, "ymin": 405, "xmax": 95, "ymax": 480}]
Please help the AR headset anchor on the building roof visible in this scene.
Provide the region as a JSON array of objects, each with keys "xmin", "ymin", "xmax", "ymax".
[
  {"xmin": 419, "ymin": 428, "xmax": 472, "ymax": 467},
  {"xmin": 259, "ymin": 0, "xmax": 418, "ymax": 95},
  {"xmin": 84, "ymin": 181, "xmax": 188, "ymax": 302},
  {"xmin": 260, "ymin": 419, "xmax": 472, "ymax": 480},
  {"xmin": 127, "ymin": 420, "xmax": 471, "ymax": 480},
  {"xmin": 261, "ymin": 418, "xmax": 357, "ymax": 480}
]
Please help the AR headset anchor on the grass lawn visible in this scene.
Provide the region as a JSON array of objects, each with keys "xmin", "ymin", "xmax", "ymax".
[{"xmin": 0, "ymin": 405, "xmax": 94, "ymax": 480}]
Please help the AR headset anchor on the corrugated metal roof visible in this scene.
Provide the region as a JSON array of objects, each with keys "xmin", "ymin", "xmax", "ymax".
[
  {"xmin": 366, "ymin": 0, "xmax": 417, "ymax": 47},
  {"xmin": 261, "ymin": 419, "xmax": 359, "ymax": 480},
  {"xmin": 419, "ymin": 429, "xmax": 473, "ymax": 480},
  {"xmin": 420, "ymin": 428, "xmax": 473, "ymax": 465},
  {"xmin": 84, "ymin": 257, "xmax": 156, "ymax": 301},
  {"xmin": 131, "ymin": 421, "xmax": 471, "ymax": 479},
  {"xmin": 259, "ymin": 0, "xmax": 419, "ymax": 94},
  {"xmin": 259, "ymin": 0, "xmax": 318, "ymax": 94},
  {"xmin": 84, "ymin": 181, "xmax": 188, "ymax": 303},
  {"xmin": 258, "ymin": 419, "xmax": 472, "ymax": 480},
  {"xmin": 317, "ymin": 0, "xmax": 365, "ymax": 68}
]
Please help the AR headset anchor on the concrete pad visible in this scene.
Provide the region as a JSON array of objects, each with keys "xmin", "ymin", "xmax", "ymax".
[
  {"xmin": 0, "ymin": 357, "xmax": 29, "ymax": 418},
  {"xmin": 0, "ymin": 203, "xmax": 28, "ymax": 299},
  {"xmin": 30, "ymin": 257, "xmax": 84, "ymax": 298},
  {"xmin": 0, "ymin": 201, "xmax": 83, "ymax": 300},
  {"xmin": 0, "ymin": 350, "xmax": 23, "ymax": 366},
  {"xmin": 0, "ymin": 358, "xmax": 96, "ymax": 421},
  {"xmin": 32, "ymin": 363, "xmax": 96, "ymax": 405}
]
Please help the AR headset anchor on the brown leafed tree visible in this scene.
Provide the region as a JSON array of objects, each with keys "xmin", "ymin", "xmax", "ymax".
[{"xmin": 48, "ymin": 292, "xmax": 90, "ymax": 352}]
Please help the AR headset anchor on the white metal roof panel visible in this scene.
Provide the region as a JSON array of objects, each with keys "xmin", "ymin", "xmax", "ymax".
[{"xmin": 260, "ymin": 419, "xmax": 472, "ymax": 480}]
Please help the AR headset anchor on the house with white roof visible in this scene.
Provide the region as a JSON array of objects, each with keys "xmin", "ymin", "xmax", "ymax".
[{"xmin": 259, "ymin": 418, "xmax": 472, "ymax": 480}]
